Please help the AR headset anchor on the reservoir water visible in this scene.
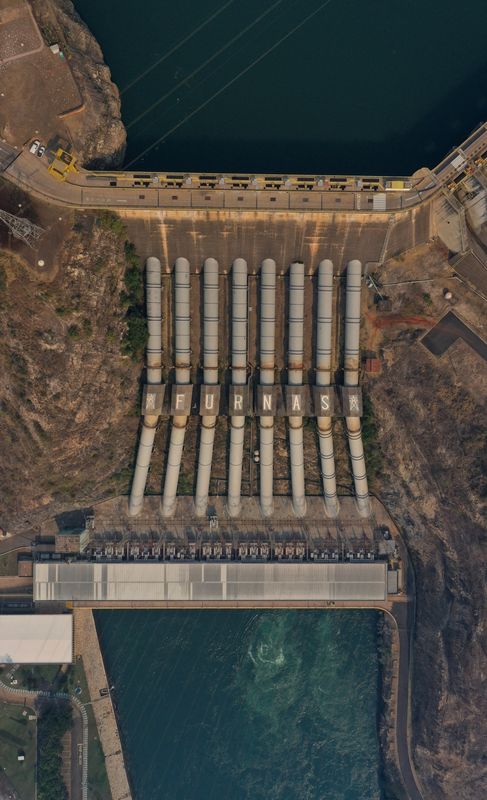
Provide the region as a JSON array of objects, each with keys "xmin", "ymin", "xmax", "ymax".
[
  {"xmin": 73, "ymin": 0, "xmax": 487, "ymax": 174},
  {"xmin": 95, "ymin": 610, "xmax": 381, "ymax": 800}
]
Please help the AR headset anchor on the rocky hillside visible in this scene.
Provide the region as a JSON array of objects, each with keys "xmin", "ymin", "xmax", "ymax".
[
  {"xmin": 0, "ymin": 213, "xmax": 141, "ymax": 531},
  {"xmin": 368, "ymin": 246, "xmax": 487, "ymax": 799},
  {"xmin": 30, "ymin": 0, "xmax": 126, "ymax": 168}
]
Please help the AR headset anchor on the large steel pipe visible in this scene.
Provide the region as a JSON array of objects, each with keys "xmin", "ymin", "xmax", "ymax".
[
  {"xmin": 194, "ymin": 258, "xmax": 219, "ymax": 516},
  {"xmin": 161, "ymin": 257, "xmax": 191, "ymax": 517},
  {"xmin": 288, "ymin": 261, "xmax": 306, "ymax": 517},
  {"xmin": 259, "ymin": 258, "xmax": 276, "ymax": 517},
  {"xmin": 227, "ymin": 258, "xmax": 248, "ymax": 518},
  {"xmin": 344, "ymin": 259, "xmax": 370, "ymax": 517},
  {"xmin": 316, "ymin": 259, "xmax": 339, "ymax": 517},
  {"xmin": 129, "ymin": 257, "xmax": 162, "ymax": 517}
]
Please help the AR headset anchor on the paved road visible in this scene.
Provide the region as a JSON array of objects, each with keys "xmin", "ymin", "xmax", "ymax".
[
  {"xmin": 4, "ymin": 121, "xmax": 487, "ymax": 216},
  {"xmin": 4, "ymin": 150, "xmax": 430, "ymax": 214},
  {"xmin": 391, "ymin": 600, "xmax": 424, "ymax": 800}
]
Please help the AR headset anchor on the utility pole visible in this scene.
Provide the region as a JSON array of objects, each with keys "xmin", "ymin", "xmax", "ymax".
[{"xmin": 0, "ymin": 209, "xmax": 44, "ymax": 248}]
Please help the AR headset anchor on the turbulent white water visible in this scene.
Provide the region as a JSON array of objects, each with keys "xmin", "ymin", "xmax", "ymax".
[{"xmin": 96, "ymin": 610, "xmax": 382, "ymax": 800}]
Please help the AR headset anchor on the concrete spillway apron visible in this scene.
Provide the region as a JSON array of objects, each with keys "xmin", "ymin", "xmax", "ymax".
[
  {"xmin": 288, "ymin": 261, "xmax": 307, "ymax": 517},
  {"xmin": 227, "ymin": 258, "xmax": 248, "ymax": 518},
  {"xmin": 194, "ymin": 258, "xmax": 219, "ymax": 516},
  {"xmin": 259, "ymin": 258, "xmax": 276, "ymax": 517},
  {"xmin": 161, "ymin": 257, "xmax": 191, "ymax": 517},
  {"xmin": 344, "ymin": 259, "xmax": 370, "ymax": 517},
  {"xmin": 128, "ymin": 256, "xmax": 162, "ymax": 517},
  {"xmin": 316, "ymin": 259, "xmax": 339, "ymax": 517}
]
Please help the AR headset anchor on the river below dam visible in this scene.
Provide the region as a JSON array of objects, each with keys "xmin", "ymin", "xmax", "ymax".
[
  {"xmin": 95, "ymin": 610, "xmax": 382, "ymax": 800},
  {"xmin": 74, "ymin": 0, "xmax": 487, "ymax": 175}
]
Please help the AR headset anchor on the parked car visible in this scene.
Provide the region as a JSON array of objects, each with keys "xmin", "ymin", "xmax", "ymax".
[
  {"xmin": 37, "ymin": 144, "xmax": 46, "ymax": 158},
  {"xmin": 29, "ymin": 140, "xmax": 40, "ymax": 154}
]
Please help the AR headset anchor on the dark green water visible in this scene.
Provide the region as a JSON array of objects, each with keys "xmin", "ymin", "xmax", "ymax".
[
  {"xmin": 74, "ymin": 0, "xmax": 487, "ymax": 174},
  {"xmin": 95, "ymin": 610, "xmax": 381, "ymax": 800}
]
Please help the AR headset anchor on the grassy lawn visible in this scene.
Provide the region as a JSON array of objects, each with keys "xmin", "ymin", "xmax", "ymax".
[
  {"xmin": 7, "ymin": 659, "xmax": 111, "ymax": 800},
  {"xmin": 15, "ymin": 664, "xmax": 61, "ymax": 691},
  {"xmin": 0, "ymin": 701, "xmax": 36, "ymax": 800}
]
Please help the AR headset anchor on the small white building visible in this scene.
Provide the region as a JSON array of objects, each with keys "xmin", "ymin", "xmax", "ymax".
[{"xmin": 0, "ymin": 615, "xmax": 73, "ymax": 664}]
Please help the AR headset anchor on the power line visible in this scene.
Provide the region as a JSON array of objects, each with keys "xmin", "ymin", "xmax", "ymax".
[
  {"xmin": 126, "ymin": 0, "xmax": 334, "ymax": 169},
  {"xmin": 121, "ymin": 0, "xmax": 235, "ymax": 95},
  {"xmin": 127, "ymin": 0, "xmax": 283, "ymax": 130}
]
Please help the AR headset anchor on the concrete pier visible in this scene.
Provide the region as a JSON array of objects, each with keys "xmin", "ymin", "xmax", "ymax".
[{"xmin": 74, "ymin": 609, "xmax": 132, "ymax": 800}]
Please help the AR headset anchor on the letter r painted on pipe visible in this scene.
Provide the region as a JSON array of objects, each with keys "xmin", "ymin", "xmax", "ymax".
[{"xmin": 229, "ymin": 385, "xmax": 250, "ymax": 415}]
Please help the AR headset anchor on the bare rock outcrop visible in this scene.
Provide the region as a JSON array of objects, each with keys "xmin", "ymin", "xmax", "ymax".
[{"xmin": 30, "ymin": 0, "xmax": 126, "ymax": 168}]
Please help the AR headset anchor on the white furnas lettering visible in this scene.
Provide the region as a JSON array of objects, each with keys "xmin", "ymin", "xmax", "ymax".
[
  {"xmin": 175, "ymin": 393, "xmax": 185, "ymax": 410},
  {"xmin": 145, "ymin": 393, "xmax": 156, "ymax": 411},
  {"xmin": 349, "ymin": 394, "xmax": 360, "ymax": 413},
  {"xmin": 234, "ymin": 393, "xmax": 243, "ymax": 411},
  {"xmin": 263, "ymin": 393, "xmax": 273, "ymax": 411},
  {"xmin": 320, "ymin": 393, "xmax": 330, "ymax": 413},
  {"xmin": 292, "ymin": 394, "xmax": 301, "ymax": 412},
  {"xmin": 204, "ymin": 393, "xmax": 215, "ymax": 411}
]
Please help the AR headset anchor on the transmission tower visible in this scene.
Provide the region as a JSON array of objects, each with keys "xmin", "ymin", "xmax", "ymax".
[{"xmin": 0, "ymin": 209, "xmax": 45, "ymax": 248}]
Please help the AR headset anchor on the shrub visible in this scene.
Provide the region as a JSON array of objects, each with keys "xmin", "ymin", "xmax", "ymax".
[
  {"xmin": 96, "ymin": 210, "xmax": 126, "ymax": 237},
  {"xmin": 67, "ymin": 324, "xmax": 80, "ymax": 340},
  {"xmin": 361, "ymin": 391, "xmax": 383, "ymax": 483},
  {"xmin": 37, "ymin": 699, "xmax": 72, "ymax": 800},
  {"xmin": 123, "ymin": 265, "xmax": 143, "ymax": 306},
  {"xmin": 122, "ymin": 310, "xmax": 147, "ymax": 361}
]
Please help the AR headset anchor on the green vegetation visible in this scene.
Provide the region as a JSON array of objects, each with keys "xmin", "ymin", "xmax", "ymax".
[
  {"xmin": 422, "ymin": 291, "xmax": 433, "ymax": 306},
  {"xmin": 0, "ymin": 701, "xmax": 36, "ymax": 800},
  {"xmin": 0, "ymin": 551, "xmax": 18, "ymax": 576},
  {"xmin": 9, "ymin": 350, "xmax": 27, "ymax": 375},
  {"xmin": 67, "ymin": 324, "xmax": 80, "ymax": 340},
  {"xmin": 95, "ymin": 210, "xmax": 126, "ymax": 237},
  {"xmin": 361, "ymin": 391, "xmax": 383, "ymax": 484},
  {"xmin": 178, "ymin": 469, "xmax": 194, "ymax": 494},
  {"xmin": 16, "ymin": 665, "xmax": 61, "ymax": 692},
  {"xmin": 120, "ymin": 240, "xmax": 146, "ymax": 361},
  {"xmin": 37, "ymin": 699, "xmax": 72, "ymax": 800},
  {"xmin": 68, "ymin": 658, "xmax": 111, "ymax": 800}
]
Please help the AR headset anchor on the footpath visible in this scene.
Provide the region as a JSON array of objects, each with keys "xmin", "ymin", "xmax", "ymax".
[{"xmin": 74, "ymin": 609, "xmax": 132, "ymax": 800}]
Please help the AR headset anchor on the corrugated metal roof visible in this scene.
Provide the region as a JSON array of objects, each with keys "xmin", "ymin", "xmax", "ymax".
[
  {"xmin": 34, "ymin": 562, "xmax": 387, "ymax": 603},
  {"xmin": 0, "ymin": 614, "xmax": 72, "ymax": 664}
]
